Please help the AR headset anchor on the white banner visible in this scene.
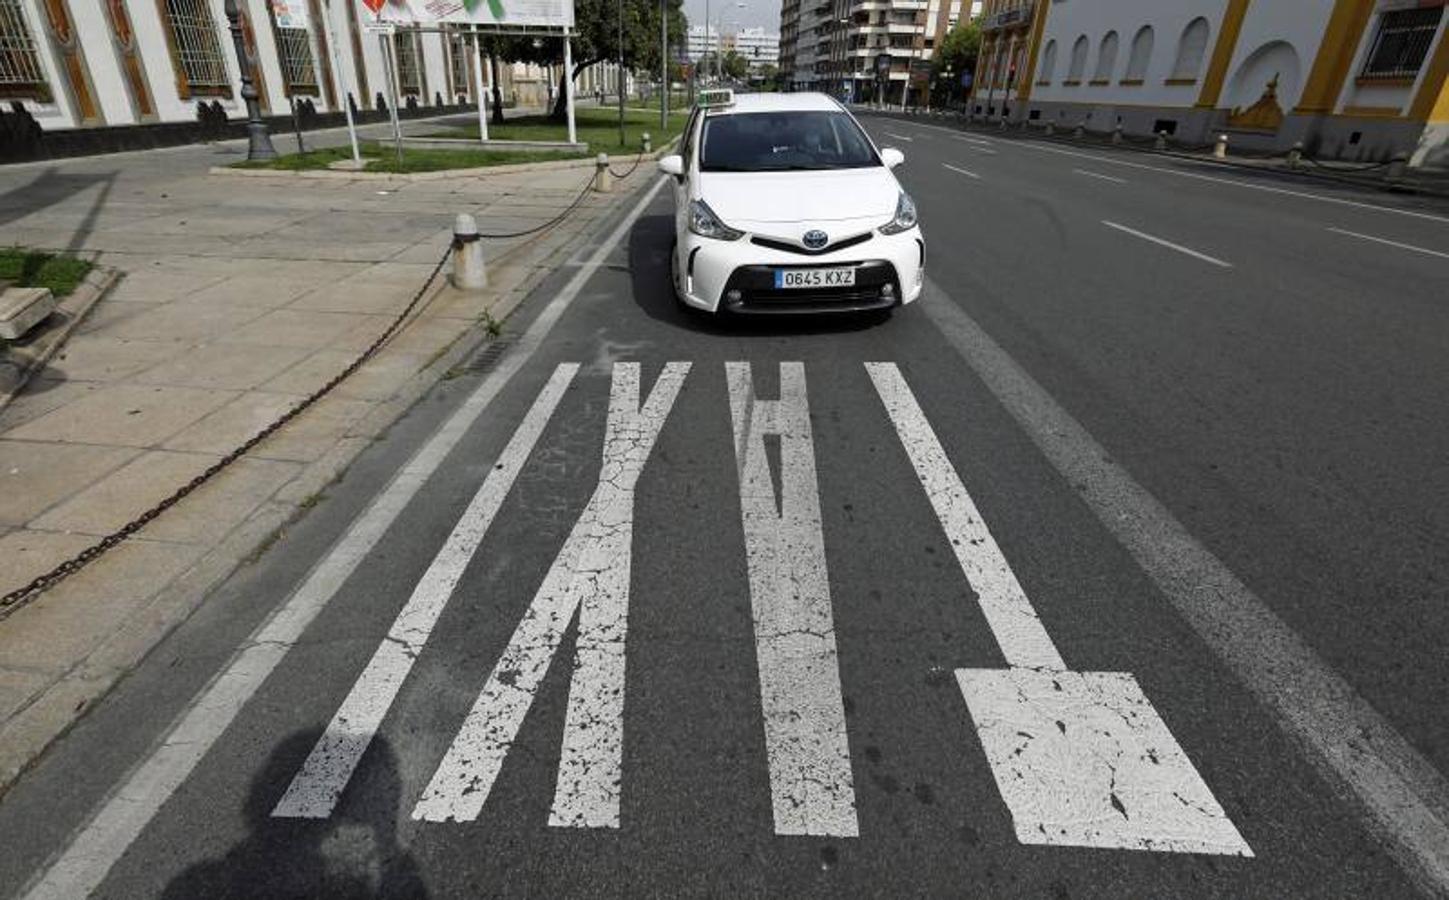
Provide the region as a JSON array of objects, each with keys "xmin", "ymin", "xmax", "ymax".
[
  {"xmin": 270, "ymin": 0, "xmax": 309, "ymax": 28},
  {"xmin": 374, "ymin": 0, "xmax": 575, "ymax": 28}
]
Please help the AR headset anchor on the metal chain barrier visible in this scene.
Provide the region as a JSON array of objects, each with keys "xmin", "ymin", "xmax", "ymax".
[
  {"xmin": 473, "ymin": 169, "xmax": 598, "ymax": 240},
  {"xmin": 608, "ymin": 148, "xmax": 648, "ymax": 180}
]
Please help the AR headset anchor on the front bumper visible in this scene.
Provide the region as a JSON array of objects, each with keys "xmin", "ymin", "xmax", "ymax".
[{"xmin": 676, "ymin": 227, "xmax": 925, "ymax": 314}]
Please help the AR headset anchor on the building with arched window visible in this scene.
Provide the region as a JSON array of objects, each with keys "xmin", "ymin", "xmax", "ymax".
[
  {"xmin": 970, "ymin": 0, "xmax": 1449, "ymax": 168},
  {"xmin": 0, "ymin": 1, "xmax": 602, "ymax": 160}
]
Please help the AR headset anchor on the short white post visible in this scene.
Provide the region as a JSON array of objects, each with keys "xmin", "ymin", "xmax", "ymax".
[
  {"xmin": 472, "ymin": 29, "xmax": 489, "ymax": 142},
  {"xmin": 1154, "ymin": 130, "xmax": 1168, "ymax": 150},
  {"xmin": 451, "ymin": 214, "xmax": 487, "ymax": 290},
  {"xmin": 1111, "ymin": 123, "xmax": 1123, "ymax": 144},
  {"xmin": 1287, "ymin": 141, "xmax": 1303, "ymax": 168},
  {"xmin": 563, "ymin": 29, "xmax": 578, "ymax": 146},
  {"xmin": 1214, "ymin": 133, "xmax": 1228, "ymax": 159},
  {"xmin": 594, "ymin": 153, "xmax": 613, "ymax": 192},
  {"xmin": 641, "ymin": 131, "xmax": 652, "ymax": 154}
]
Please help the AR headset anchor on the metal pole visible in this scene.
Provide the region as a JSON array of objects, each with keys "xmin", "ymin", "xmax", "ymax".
[
  {"xmin": 321, "ymin": 0, "xmax": 360, "ymax": 162},
  {"xmin": 618, "ymin": 0, "xmax": 626, "ymax": 147},
  {"xmin": 564, "ymin": 28, "xmax": 578, "ymax": 145},
  {"xmin": 660, "ymin": 0, "xmax": 667, "ymax": 130},
  {"xmin": 223, "ymin": 0, "xmax": 277, "ymax": 161},
  {"xmin": 378, "ymin": 33, "xmax": 404, "ymax": 166},
  {"xmin": 472, "ymin": 28, "xmax": 489, "ymax": 142},
  {"xmin": 704, "ymin": 0, "xmax": 710, "ymax": 84}
]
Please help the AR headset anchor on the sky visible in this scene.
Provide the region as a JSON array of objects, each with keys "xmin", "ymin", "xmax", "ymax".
[{"xmin": 681, "ymin": 0, "xmax": 779, "ymax": 33}]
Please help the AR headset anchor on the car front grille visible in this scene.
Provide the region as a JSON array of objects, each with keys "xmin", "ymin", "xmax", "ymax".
[{"xmin": 749, "ymin": 232, "xmax": 874, "ymax": 256}]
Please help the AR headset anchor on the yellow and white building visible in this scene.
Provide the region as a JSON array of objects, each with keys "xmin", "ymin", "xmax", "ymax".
[{"xmin": 972, "ymin": 0, "xmax": 1449, "ymax": 167}]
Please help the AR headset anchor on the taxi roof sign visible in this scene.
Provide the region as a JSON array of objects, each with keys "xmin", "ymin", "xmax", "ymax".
[{"xmin": 697, "ymin": 89, "xmax": 735, "ymax": 109}]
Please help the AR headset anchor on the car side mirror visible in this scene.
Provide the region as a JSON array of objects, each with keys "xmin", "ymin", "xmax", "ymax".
[
  {"xmin": 880, "ymin": 147, "xmax": 905, "ymax": 169},
  {"xmin": 658, "ymin": 155, "xmax": 684, "ymax": 179}
]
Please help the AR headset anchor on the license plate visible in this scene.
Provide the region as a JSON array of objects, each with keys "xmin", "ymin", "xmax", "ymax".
[{"xmin": 773, "ymin": 268, "xmax": 855, "ymax": 289}]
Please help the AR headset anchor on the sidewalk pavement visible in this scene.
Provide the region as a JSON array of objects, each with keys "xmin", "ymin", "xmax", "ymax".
[{"xmin": 0, "ymin": 119, "xmax": 660, "ymax": 793}]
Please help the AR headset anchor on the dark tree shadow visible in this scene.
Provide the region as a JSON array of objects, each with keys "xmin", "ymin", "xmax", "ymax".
[
  {"xmin": 161, "ymin": 731, "xmax": 429, "ymax": 899},
  {"xmin": 626, "ymin": 212, "xmax": 893, "ymax": 337},
  {"xmin": 0, "ymin": 167, "xmax": 117, "ymax": 244}
]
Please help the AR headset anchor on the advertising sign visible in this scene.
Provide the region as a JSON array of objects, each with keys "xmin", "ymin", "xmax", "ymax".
[{"xmin": 375, "ymin": 0, "xmax": 575, "ymax": 28}]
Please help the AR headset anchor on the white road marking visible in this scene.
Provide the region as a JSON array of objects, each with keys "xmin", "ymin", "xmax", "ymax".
[
  {"xmin": 727, "ymin": 362, "xmax": 858, "ymax": 838},
  {"xmin": 953, "ymin": 135, "xmax": 997, "ymax": 147},
  {"xmin": 272, "ymin": 364, "xmax": 579, "ymax": 819},
  {"xmin": 19, "ymin": 177, "xmax": 671, "ymax": 900},
  {"xmin": 883, "ymin": 131, "xmax": 914, "ymax": 142},
  {"xmin": 1326, "ymin": 227, "xmax": 1449, "ymax": 260},
  {"xmin": 1073, "ymin": 168, "xmax": 1126, "ymax": 184},
  {"xmin": 865, "ymin": 363, "xmax": 1063, "ymax": 671},
  {"xmin": 959, "ymin": 668, "xmax": 1253, "ymax": 855},
  {"xmin": 1014, "ymin": 139, "xmax": 1449, "ymax": 225},
  {"xmin": 868, "ymin": 362, "xmax": 1250, "ymax": 856},
  {"xmin": 413, "ymin": 362, "xmax": 689, "ymax": 826},
  {"xmin": 943, "ymin": 163, "xmax": 981, "ymax": 180},
  {"xmin": 1101, "ymin": 220, "xmax": 1233, "ymax": 268},
  {"xmin": 919, "ymin": 279, "xmax": 1449, "ymax": 893}
]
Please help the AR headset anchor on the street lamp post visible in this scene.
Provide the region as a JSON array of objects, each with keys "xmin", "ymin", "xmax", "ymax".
[{"xmin": 224, "ymin": 0, "xmax": 277, "ymax": 161}]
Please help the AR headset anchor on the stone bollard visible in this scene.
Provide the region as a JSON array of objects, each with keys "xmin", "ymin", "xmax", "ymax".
[
  {"xmin": 641, "ymin": 132, "xmax": 652, "ymax": 154},
  {"xmin": 1287, "ymin": 141, "xmax": 1303, "ymax": 168},
  {"xmin": 451, "ymin": 213, "xmax": 487, "ymax": 291},
  {"xmin": 1386, "ymin": 152, "xmax": 1409, "ymax": 182},
  {"xmin": 1154, "ymin": 130, "xmax": 1168, "ymax": 151},
  {"xmin": 1044, "ymin": 121, "xmax": 1055, "ymax": 136},
  {"xmin": 1073, "ymin": 121, "xmax": 1085, "ymax": 139},
  {"xmin": 998, "ymin": 117, "xmax": 1008, "ymax": 131},
  {"xmin": 1213, "ymin": 134, "xmax": 1228, "ymax": 159},
  {"xmin": 1111, "ymin": 124, "xmax": 1123, "ymax": 145},
  {"xmin": 594, "ymin": 153, "xmax": 613, "ymax": 193}
]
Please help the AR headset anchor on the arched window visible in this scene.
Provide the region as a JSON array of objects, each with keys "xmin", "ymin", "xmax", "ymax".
[
  {"xmin": 1037, "ymin": 39, "xmax": 1057, "ymax": 84},
  {"xmin": 1171, "ymin": 17, "xmax": 1211, "ymax": 81},
  {"xmin": 1066, "ymin": 35, "xmax": 1088, "ymax": 83},
  {"xmin": 1124, "ymin": 26, "xmax": 1154, "ymax": 82},
  {"xmin": 1093, "ymin": 31, "xmax": 1119, "ymax": 82}
]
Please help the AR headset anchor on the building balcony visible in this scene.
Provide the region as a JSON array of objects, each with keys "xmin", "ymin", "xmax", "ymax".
[{"xmin": 981, "ymin": 1, "xmax": 1033, "ymax": 32}]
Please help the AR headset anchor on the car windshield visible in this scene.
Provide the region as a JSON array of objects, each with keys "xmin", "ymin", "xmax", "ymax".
[{"xmin": 699, "ymin": 111, "xmax": 880, "ymax": 172}]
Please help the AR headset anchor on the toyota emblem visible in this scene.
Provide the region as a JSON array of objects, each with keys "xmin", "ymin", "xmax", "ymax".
[{"xmin": 802, "ymin": 230, "xmax": 829, "ymax": 250}]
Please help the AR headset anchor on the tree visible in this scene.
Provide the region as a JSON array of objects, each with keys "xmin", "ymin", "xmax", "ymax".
[
  {"xmin": 931, "ymin": 19, "xmax": 981, "ymax": 99},
  {"xmin": 722, "ymin": 50, "xmax": 748, "ymax": 81},
  {"xmin": 541, "ymin": 0, "xmax": 687, "ymax": 119},
  {"xmin": 754, "ymin": 63, "xmax": 781, "ymax": 91}
]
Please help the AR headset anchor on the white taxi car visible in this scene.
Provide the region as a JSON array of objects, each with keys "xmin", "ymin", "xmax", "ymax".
[{"xmin": 658, "ymin": 91, "xmax": 923, "ymax": 315}]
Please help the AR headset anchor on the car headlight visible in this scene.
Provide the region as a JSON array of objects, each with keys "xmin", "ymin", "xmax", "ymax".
[
  {"xmin": 688, "ymin": 199, "xmax": 744, "ymax": 241},
  {"xmin": 878, "ymin": 191, "xmax": 918, "ymax": 235}
]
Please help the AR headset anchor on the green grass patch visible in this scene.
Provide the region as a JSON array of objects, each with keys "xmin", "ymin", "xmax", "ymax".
[
  {"xmin": 426, "ymin": 105, "xmax": 688, "ymax": 156},
  {"xmin": 231, "ymin": 141, "xmax": 588, "ymax": 173},
  {"xmin": 0, "ymin": 248, "xmax": 93, "ymax": 297}
]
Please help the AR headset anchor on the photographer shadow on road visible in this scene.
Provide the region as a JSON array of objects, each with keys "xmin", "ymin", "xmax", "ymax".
[
  {"xmin": 626, "ymin": 212, "xmax": 893, "ymax": 337},
  {"xmin": 161, "ymin": 731, "xmax": 428, "ymax": 900}
]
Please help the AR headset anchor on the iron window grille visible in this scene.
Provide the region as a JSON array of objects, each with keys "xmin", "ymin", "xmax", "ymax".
[
  {"xmin": 448, "ymin": 30, "xmax": 469, "ymax": 97},
  {"xmin": 0, "ymin": 0, "xmax": 50, "ymax": 100},
  {"xmin": 276, "ymin": 26, "xmax": 318, "ymax": 95},
  {"xmin": 394, "ymin": 30, "xmax": 421, "ymax": 95},
  {"xmin": 164, "ymin": 0, "xmax": 230, "ymax": 95},
  {"xmin": 1362, "ymin": 8, "xmax": 1442, "ymax": 79}
]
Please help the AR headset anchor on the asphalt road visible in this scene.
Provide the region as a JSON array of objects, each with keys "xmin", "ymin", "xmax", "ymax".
[{"xmin": 3, "ymin": 115, "xmax": 1448, "ymax": 899}]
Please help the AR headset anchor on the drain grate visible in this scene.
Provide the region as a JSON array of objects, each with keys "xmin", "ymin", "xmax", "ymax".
[{"xmin": 462, "ymin": 336, "xmax": 516, "ymax": 374}]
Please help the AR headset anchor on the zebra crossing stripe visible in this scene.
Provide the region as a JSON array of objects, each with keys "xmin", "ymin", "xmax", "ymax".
[
  {"xmin": 867, "ymin": 362, "xmax": 1251, "ymax": 856},
  {"xmin": 728, "ymin": 362, "xmax": 859, "ymax": 838},
  {"xmin": 413, "ymin": 362, "xmax": 690, "ymax": 825},
  {"xmin": 272, "ymin": 363, "xmax": 580, "ymax": 819}
]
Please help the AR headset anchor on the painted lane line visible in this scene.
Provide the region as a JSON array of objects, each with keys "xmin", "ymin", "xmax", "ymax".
[
  {"xmin": 1073, "ymin": 168, "xmax": 1126, "ymax": 184},
  {"xmin": 20, "ymin": 177, "xmax": 672, "ymax": 900},
  {"xmin": 943, "ymin": 163, "xmax": 981, "ymax": 180},
  {"xmin": 272, "ymin": 364, "xmax": 578, "ymax": 819},
  {"xmin": 728, "ymin": 362, "xmax": 858, "ymax": 837},
  {"xmin": 953, "ymin": 135, "xmax": 997, "ymax": 147},
  {"xmin": 1014, "ymin": 139, "xmax": 1449, "ymax": 225},
  {"xmin": 883, "ymin": 131, "xmax": 915, "ymax": 142},
  {"xmin": 868, "ymin": 362, "xmax": 1250, "ymax": 856},
  {"xmin": 1326, "ymin": 227, "xmax": 1449, "ymax": 260},
  {"xmin": 413, "ymin": 362, "xmax": 690, "ymax": 826},
  {"xmin": 865, "ymin": 363, "xmax": 1063, "ymax": 671},
  {"xmin": 1101, "ymin": 220, "xmax": 1233, "ymax": 268},
  {"xmin": 918, "ymin": 280, "xmax": 1449, "ymax": 893}
]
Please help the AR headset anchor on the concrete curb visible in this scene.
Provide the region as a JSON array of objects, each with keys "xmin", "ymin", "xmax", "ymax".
[
  {"xmin": 0, "ymin": 170, "xmax": 660, "ymax": 798},
  {"xmin": 0, "ymin": 267, "xmax": 119, "ymax": 417},
  {"xmin": 207, "ymin": 134, "xmax": 681, "ymax": 182}
]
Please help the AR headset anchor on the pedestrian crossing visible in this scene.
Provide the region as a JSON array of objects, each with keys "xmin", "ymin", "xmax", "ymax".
[{"xmin": 272, "ymin": 360, "xmax": 1251, "ymax": 858}]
